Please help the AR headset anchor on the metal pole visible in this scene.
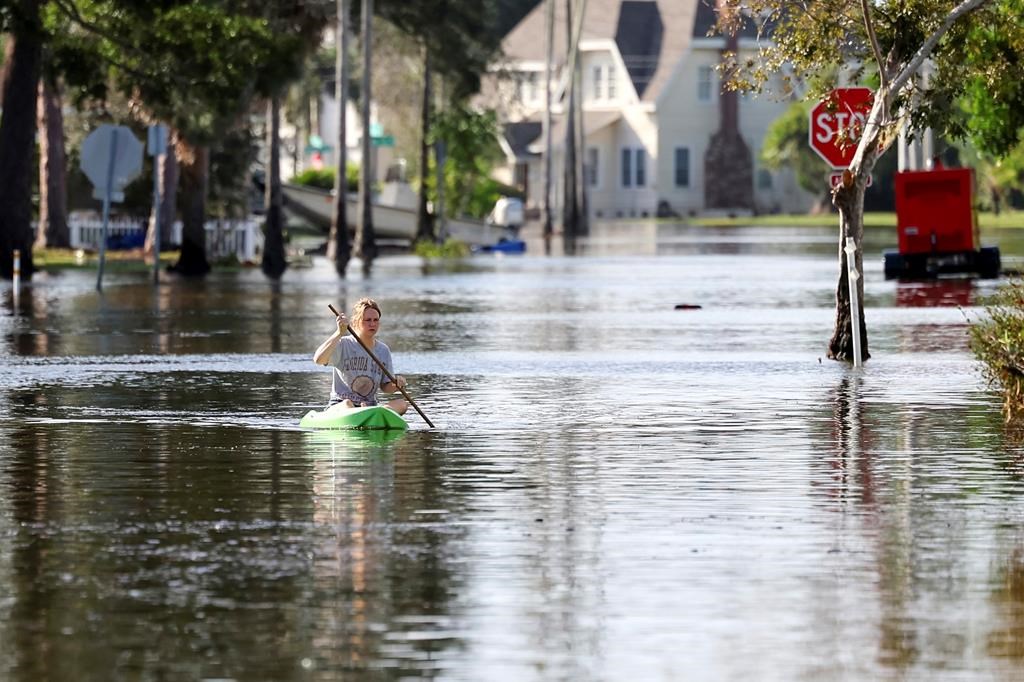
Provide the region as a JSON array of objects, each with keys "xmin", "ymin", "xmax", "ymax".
[
  {"xmin": 844, "ymin": 236, "xmax": 863, "ymax": 368},
  {"xmin": 97, "ymin": 128, "xmax": 120, "ymax": 292}
]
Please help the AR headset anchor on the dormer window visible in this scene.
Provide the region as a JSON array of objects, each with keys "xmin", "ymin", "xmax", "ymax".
[
  {"xmin": 590, "ymin": 64, "xmax": 618, "ymax": 102},
  {"xmin": 698, "ymin": 65, "xmax": 714, "ymax": 102},
  {"xmin": 520, "ymin": 72, "xmax": 539, "ymax": 105}
]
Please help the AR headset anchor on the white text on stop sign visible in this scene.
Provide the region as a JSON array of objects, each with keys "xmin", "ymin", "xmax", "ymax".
[{"xmin": 814, "ymin": 111, "xmax": 867, "ymax": 144}]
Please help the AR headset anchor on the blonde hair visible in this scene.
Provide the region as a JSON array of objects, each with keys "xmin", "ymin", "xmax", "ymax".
[{"xmin": 351, "ymin": 298, "xmax": 381, "ymax": 325}]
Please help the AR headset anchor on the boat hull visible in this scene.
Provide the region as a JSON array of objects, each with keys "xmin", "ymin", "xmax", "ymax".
[
  {"xmin": 300, "ymin": 405, "xmax": 409, "ymax": 430},
  {"xmin": 282, "ymin": 183, "xmax": 497, "ymax": 247}
]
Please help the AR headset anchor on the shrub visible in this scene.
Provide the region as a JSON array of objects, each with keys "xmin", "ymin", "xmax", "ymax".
[
  {"xmin": 969, "ymin": 279, "xmax": 1024, "ymax": 416},
  {"xmin": 413, "ymin": 238, "xmax": 470, "ymax": 259},
  {"xmin": 290, "ymin": 163, "xmax": 359, "ymax": 192}
]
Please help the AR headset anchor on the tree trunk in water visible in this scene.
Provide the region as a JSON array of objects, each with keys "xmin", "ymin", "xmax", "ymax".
[
  {"xmin": 328, "ymin": 0, "xmax": 352, "ymax": 277},
  {"xmin": 827, "ymin": 182, "xmax": 871, "ymax": 363},
  {"xmin": 172, "ymin": 142, "xmax": 211, "ymax": 276},
  {"xmin": 561, "ymin": 0, "xmax": 578, "ymax": 255},
  {"xmin": 262, "ymin": 95, "xmax": 287, "ymax": 279},
  {"xmin": 542, "ymin": 0, "xmax": 554, "ymax": 250},
  {"xmin": 145, "ymin": 128, "xmax": 179, "ymax": 259},
  {"xmin": 35, "ymin": 75, "xmax": 69, "ymax": 250},
  {"xmin": 355, "ymin": 0, "xmax": 377, "ymax": 273},
  {"xmin": 573, "ymin": 35, "xmax": 588, "ymax": 238},
  {"xmin": 0, "ymin": 1, "xmax": 42, "ymax": 280},
  {"xmin": 416, "ymin": 50, "xmax": 434, "ymax": 243}
]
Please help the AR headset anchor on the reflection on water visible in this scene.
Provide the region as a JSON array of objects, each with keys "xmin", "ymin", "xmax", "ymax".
[{"xmin": 2, "ymin": 225, "xmax": 1023, "ymax": 679}]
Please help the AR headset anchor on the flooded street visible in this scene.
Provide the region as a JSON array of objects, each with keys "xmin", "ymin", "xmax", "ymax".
[{"xmin": 2, "ymin": 224, "xmax": 1024, "ymax": 680}]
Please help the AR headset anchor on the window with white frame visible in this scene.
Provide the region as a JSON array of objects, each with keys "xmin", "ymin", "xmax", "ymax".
[
  {"xmin": 674, "ymin": 147, "xmax": 690, "ymax": 187},
  {"xmin": 698, "ymin": 65, "xmax": 714, "ymax": 101},
  {"xmin": 635, "ymin": 148, "xmax": 646, "ymax": 187},
  {"xmin": 621, "ymin": 148, "xmax": 632, "ymax": 187},
  {"xmin": 757, "ymin": 168, "xmax": 773, "ymax": 189},
  {"xmin": 586, "ymin": 147, "xmax": 599, "ymax": 187},
  {"xmin": 588, "ymin": 64, "xmax": 619, "ymax": 101},
  {"xmin": 520, "ymin": 72, "xmax": 538, "ymax": 104}
]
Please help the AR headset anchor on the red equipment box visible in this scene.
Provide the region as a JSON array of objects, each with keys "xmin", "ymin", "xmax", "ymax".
[{"xmin": 894, "ymin": 168, "xmax": 977, "ymax": 255}]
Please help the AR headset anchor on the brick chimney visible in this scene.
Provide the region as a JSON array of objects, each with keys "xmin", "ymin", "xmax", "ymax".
[{"xmin": 703, "ymin": 2, "xmax": 754, "ymax": 212}]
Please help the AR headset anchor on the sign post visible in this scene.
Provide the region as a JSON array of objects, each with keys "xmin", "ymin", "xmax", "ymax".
[
  {"xmin": 80, "ymin": 124, "xmax": 144, "ymax": 291},
  {"xmin": 810, "ymin": 88, "xmax": 873, "ymax": 366}
]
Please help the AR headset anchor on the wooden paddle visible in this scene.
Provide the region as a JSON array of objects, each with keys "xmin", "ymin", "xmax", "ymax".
[{"xmin": 328, "ymin": 304, "xmax": 435, "ymax": 428}]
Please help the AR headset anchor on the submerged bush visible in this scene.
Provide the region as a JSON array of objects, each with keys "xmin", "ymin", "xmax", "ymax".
[
  {"xmin": 290, "ymin": 164, "xmax": 359, "ymax": 192},
  {"xmin": 969, "ymin": 279, "xmax": 1024, "ymax": 415},
  {"xmin": 413, "ymin": 238, "xmax": 470, "ymax": 259}
]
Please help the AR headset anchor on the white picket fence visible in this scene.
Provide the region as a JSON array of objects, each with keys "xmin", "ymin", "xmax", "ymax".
[{"xmin": 66, "ymin": 215, "xmax": 263, "ymax": 263}]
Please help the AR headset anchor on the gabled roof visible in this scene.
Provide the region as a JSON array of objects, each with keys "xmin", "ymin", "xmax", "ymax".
[
  {"xmin": 692, "ymin": 0, "xmax": 766, "ymax": 40},
  {"xmin": 503, "ymin": 121, "xmax": 544, "ymax": 158},
  {"xmin": 501, "ymin": 0, "xmax": 700, "ymax": 103}
]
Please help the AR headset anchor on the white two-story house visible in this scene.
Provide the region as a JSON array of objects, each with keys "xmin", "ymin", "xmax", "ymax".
[{"xmin": 488, "ymin": 0, "xmax": 814, "ymax": 220}]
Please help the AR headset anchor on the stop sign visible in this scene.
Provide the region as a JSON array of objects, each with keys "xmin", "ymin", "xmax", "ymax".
[
  {"xmin": 809, "ymin": 87, "xmax": 874, "ymax": 169},
  {"xmin": 80, "ymin": 124, "xmax": 144, "ymax": 202}
]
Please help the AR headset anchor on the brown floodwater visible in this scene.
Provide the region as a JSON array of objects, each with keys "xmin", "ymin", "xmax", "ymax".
[{"xmin": 2, "ymin": 224, "xmax": 1024, "ymax": 680}]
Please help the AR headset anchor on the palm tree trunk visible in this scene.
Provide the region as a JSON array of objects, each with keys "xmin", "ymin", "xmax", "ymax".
[
  {"xmin": 0, "ymin": 0, "xmax": 43, "ymax": 280},
  {"xmin": 171, "ymin": 141, "xmax": 212, "ymax": 276},
  {"xmin": 35, "ymin": 75, "xmax": 69, "ymax": 250},
  {"xmin": 542, "ymin": 0, "xmax": 554, "ymax": 250},
  {"xmin": 561, "ymin": 0, "xmax": 578, "ymax": 254},
  {"xmin": 328, "ymin": 0, "xmax": 352, "ymax": 276},
  {"xmin": 574, "ymin": 27, "xmax": 588, "ymax": 238},
  {"xmin": 416, "ymin": 49, "xmax": 433, "ymax": 243},
  {"xmin": 262, "ymin": 94, "xmax": 288, "ymax": 279},
  {"xmin": 355, "ymin": 0, "xmax": 377, "ymax": 272}
]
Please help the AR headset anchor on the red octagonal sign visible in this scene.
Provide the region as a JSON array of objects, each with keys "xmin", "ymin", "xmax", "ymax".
[{"xmin": 809, "ymin": 87, "xmax": 874, "ymax": 169}]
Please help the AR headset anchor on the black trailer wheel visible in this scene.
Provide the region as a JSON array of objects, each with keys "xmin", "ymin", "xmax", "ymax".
[
  {"xmin": 977, "ymin": 246, "xmax": 1001, "ymax": 279},
  {"xmin": 883, "ymin": 251, "xmax": 905, "ymax": 280}
]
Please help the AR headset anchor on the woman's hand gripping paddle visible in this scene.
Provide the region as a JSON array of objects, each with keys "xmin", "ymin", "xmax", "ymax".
[{"xmin": 328, "ymin": 304, "xmax": 435, "ymax": 428}]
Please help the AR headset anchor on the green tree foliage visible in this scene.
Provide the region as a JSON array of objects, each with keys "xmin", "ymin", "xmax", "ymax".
[
  {"xmin": 427, "ymin": 105, "xmax": 505, "ymax": 219},
  {"xmin": 63, "ymin": 2, "xmax": 309, "ymax": 144},
  {"xmin": 717, "ymin": 0, "xmax": 1023, "ymax": 362},
  {"xmin": 1, "ymin": 0, "xmax": 330, "ymax": 278},
  {"xmin": 759, "ymin": 101, "xmax": 823, "ymax": 197},
  {"xmin": 379, "ymin": 0, "xmax": 502, "ymax": 100}
]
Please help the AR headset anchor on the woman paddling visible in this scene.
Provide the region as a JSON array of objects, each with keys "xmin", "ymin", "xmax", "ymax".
[{"xmin": 313, "ymin": 298, "xmax": 409, "ymax": 415}]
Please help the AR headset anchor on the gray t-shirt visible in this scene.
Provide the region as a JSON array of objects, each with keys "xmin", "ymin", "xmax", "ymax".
[{"xmin": 328, "ymin": 335, "xmax": 394, "ymax": 405}]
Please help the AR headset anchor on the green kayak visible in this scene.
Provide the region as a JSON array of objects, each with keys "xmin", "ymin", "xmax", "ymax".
[{"xmin": 300, "ymin": 405, "xmax": 409, "ymax": 431}]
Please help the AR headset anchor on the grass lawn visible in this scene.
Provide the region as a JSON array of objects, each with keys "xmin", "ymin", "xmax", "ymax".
[
  {"xmin": 34, "ymin": 248, "xmax": 179, "ymax": 271},
  {"xmin": 690, "ymin": 210, "xmax": 1024, "ymax": 229}
]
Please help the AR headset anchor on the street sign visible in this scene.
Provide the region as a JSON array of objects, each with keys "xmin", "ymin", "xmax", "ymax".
[
  {"xmin": 81, "ymin": 124, "xmax": 144, "ymax": 202},
  {"xmin": 809, "ymin": 87, "xmax": 874, "ymax": 169},
  {"xmin": 828, "ymin": 172, "xmax": 873, "ymax": 189},
  {"xmin": 80, "ymin": 124, "xmax": 144, "ymax": 291}
]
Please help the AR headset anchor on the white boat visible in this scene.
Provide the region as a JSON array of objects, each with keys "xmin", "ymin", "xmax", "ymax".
[{"xmin": 282, "ymin": 183, "xmax": 498, "ymax": 247}]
